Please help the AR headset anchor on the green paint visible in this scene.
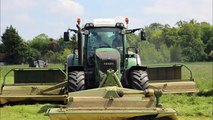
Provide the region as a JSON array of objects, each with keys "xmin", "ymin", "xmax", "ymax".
[{"xmin": 95, "ymin": 48, "xmax": 121, "ymax": 83}]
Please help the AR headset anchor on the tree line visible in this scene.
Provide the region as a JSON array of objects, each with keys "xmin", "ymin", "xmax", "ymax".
[
  {"xmin": 0, "ymin": 19, "xmax": 212, "ymax": 64},
  {"xmin": 127, "ymin": 20, "xmax": 213, "ymax": 64},
  {"xmin": 0, "ymin": 26, "xmax": 76, "ymax": 64}
]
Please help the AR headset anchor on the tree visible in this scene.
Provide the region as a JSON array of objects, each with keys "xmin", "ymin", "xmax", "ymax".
[
  {"xmin": 162, "ymin": 27, "xmax": 181, "ymax": 47},
  {"xmin": 0, "ymin": 43, "xmax": 5, "ymax": 53},
  {"xmin": 200, "ymin": 22, "xmax": 213, "ymax": 60},
  {"xmin": 47, "ymin": 38, "xmax": 60, "ymax": 52},
  {"xmin": 145, "ymin": 24, "xmax": 164, "ymax": 49},
  {"xmin": 29, "ymin": 33, "xmax": 50, "ymax": 54},
  {"xmin": 126, "ymin": 33, "xmax": 140, "ymax": 47},
  {"xmin": 27, "ymin": 47, "xmax": 41, "ymax": 60},
  {"xmin": 170, "ymin": 45, "xmax": 182, "ymax": 62},
  {"xmin": 1, "ymin": 25, "xmax": 29, "ymax": 64},
  {"xmin": 58, "ymin": 35, "xmax": 76, "ymax": 53},
  {"xmin": 159, "ymin": 44, "xmax": 171, "ymax": 63},
  {"xmin": 148, "ymin": 23, "xmax": 164, "ymax": 30},
  {"xmin": 178, "ymin": 22, "xmax": 207, "ymax": 61},
  {"xmin": 206, "ymin": 37, "xmax": 213, "ymax": 60},
  {"xmin": 43, "ymin": 51, "xmax": 64, "ymax": 63},
  {"xmin": 138, "ymin": 41, "xmax": 164, "ymax": 64}
]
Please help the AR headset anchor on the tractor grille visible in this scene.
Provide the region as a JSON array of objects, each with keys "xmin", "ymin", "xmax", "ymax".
[{"xmin": 95, "ymin": 51, "xmax": 120, "ymax": 73}]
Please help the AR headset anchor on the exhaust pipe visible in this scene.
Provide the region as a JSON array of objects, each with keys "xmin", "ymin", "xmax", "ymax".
[{"xmin": 76, "ymin": 24, "xmax": 83, "ymax": 65}]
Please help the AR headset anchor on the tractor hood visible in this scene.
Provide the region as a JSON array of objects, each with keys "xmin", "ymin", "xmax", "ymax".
[{"xmin": 95, "ymin": 48, "xmax": 120, "ymax": 74}]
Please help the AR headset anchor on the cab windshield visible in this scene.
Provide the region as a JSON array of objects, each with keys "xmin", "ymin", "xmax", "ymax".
[{"xmin": 86, "ymin": 28, "xmax": 123, "ymax": 66}]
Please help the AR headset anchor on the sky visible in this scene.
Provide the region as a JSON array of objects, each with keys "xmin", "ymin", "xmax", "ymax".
[{"xmin": 1, "ymin": 0, "xmax": 213, "ymax": 41}]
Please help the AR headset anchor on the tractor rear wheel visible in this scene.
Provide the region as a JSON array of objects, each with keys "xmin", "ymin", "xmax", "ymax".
[
  {"xmin": 68, "ymin": 71, "xmax": 85, "ymax": 92},
  {"xmin": 130, "ymin": 70, "xmax": 149, "ymax": 90}
]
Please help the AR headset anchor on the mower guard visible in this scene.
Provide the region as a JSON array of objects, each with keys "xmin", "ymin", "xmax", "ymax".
[{"xmin": 147, "ymin": 64, "xmax": 198, "ymax": 93}]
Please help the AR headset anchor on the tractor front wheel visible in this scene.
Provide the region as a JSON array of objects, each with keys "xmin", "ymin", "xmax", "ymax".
[
  {"xmin": 130, "ymin": 70, "xmax": 149, "ymax": 90},
  {"xmin": 68, "ymin": 71, "xmax": 85, "ymax": 92}
]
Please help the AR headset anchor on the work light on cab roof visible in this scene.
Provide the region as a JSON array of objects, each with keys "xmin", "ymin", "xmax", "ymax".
[{"xmin": 83, "ymin": 18, "xmax": 129, "ymax": 28}]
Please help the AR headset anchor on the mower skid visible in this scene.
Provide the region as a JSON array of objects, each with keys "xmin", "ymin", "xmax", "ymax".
[
  {"xmin": 0, "ymin": 83, "xmax": 67, "ymax": 104},
  {"xmin": 47, "ymin": 108, "xmax": 177, "ymax": 120},
  {"xmin": 0, "ymin": 95, "xmax": 66, "ymax": 105}
]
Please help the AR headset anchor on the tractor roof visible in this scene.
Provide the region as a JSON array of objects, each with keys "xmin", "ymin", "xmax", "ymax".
[
  {"xmin": 83, "ymin": 18, "xmax": 127, "ymax": 28},
  {"xmin": 93, "ymin": 19, "xmax": 117, "ymax": 27}
]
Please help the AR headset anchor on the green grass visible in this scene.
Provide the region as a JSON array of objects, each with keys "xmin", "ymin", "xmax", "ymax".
[
  {"xmin": 182, "ymin": 62, "xmax": 212, "ymax": 91},
  {"xmin": 161, "ymin": 94, "xmax": 212, "ymax": 117},
  {"xmin": 162, "ymin": 62, "xmax": 212, "ymax": 120},
  {"xmin": 0, "ymin": 62, "xmax": 212, "ymax": 120},
  {"xmin": 0, "ymin": 104, "xmax": 60, "ymax": 120}
]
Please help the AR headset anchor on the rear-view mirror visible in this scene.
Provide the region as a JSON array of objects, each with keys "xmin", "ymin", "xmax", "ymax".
[
  {"xmin": 64, "ymin": 32, "xmax": 70, "ymax": 41},
  {"xmin": 140, "ymin": 30, "xmax": 146, "ymax": 41}
]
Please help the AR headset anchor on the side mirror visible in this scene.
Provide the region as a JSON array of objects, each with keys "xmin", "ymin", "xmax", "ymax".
[
  {"xmin": 140, "ymin": 30, "xmax": 146, "ymax": 41},
  {"xmin": 64, "ymin": 32, "xmax": 70, "ymax": 41}
]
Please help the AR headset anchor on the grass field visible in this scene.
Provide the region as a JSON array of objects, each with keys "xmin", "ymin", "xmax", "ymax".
[{"xmin": 0, "ymin": 62, "xmax": 212, "ymax": 120}]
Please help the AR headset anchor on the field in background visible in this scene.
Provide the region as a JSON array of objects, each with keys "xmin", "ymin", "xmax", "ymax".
[{"xmin": 0, "ymin": 62, "xmax": 212, "ymax": 120}]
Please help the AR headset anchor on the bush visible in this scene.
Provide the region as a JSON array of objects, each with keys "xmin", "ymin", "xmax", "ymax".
[
  {"xmin": 43, "ymin": 51, "xmax": 65, "ymax": 63},
  {"xmin": 139, "ymin": 41, "xmax": 163, "ymax": 64},
  {"xmin": 138, "ymin": 41, "xmax": 172, "ymax": 64},
  {"xmin": 29, "ymin": 34, "xmax": 50, "ymax": 54},
  {"xmin": 170, "ymin": 45, "xmax": 182, "ymax": 62},
  {"xmin": 159, "ymin": 44, "xmax": 171, "ymax": 63}
]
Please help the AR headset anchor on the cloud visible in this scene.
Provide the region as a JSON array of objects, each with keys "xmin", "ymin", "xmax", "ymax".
[
  {"xmin": 14, "ymin": 14, "xmax": 35, "ymax": 25},
  {"xmin": 1, "ymin": 0, "xmax": 85, "ymax": 40},
  {"xmin": 143, "ymin": 0, "xmax": 212, "ymax": 25},
  {"xmin": 1, "ymin": 0, "xmax": 36, "ymax": 39},
  {"xmin": 48, "ymin": 0, "xmax": 84, "ymax": 16},
  {"xmin": 1, "ymin": 0, "xmax": 36, "ymax": 27},
  {"xmin": 129, "ymin": 17, "xmax": 147, "ymax": 28},
  {"xmin": 1, "ymin": 0, "xmax": 36, "ymax": 13},
  {"xmin": 2, "ymin": 0, "xmax": 210, "ymax": 41}
]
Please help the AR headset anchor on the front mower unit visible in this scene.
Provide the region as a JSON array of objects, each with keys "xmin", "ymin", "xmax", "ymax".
[{"xmin": 47, "ymin": 87, "xmax": 177, "ymax": 120}]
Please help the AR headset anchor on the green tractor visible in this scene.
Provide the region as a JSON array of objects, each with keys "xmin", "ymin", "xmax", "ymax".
[{"xmin": 64, "ymin": 18, "xmax": 149, "ymax": 92}]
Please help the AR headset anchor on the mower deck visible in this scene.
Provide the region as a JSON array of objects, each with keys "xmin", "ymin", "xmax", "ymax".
[{"xmin": 47, "ymin": 87, "xmax": 177, "ymax": 120}]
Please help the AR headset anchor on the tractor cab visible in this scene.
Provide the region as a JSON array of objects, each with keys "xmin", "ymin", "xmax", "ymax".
[
  {"xmin": 85, "ymin": 27, "xmax": 124, "ymax": 67},
  {"xmin": 64, "ymin": 18, "xmax": 145, "ymax": 67}
]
